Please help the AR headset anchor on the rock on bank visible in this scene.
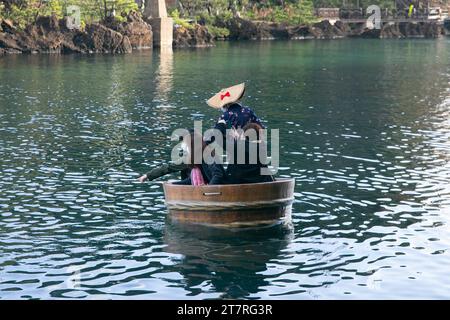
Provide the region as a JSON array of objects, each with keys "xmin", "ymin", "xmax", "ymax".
[
  {"xmin": 0, "ymin": 13, "xmax": 152, "ymax": 55},
  {"xmin": 214, "ymin": 17, "xmax": 446, "ymax": 41},
  {"xmin": 172, "ymin": 24, "xmax": 214, "ymax": 48}
]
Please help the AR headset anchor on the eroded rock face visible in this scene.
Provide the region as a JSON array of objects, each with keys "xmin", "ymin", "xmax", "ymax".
[
  {"xmin": 0, "ymin": 13, "xmax": 149, "ymax": 54},
  {"xmin": 173, "ymin": 25, "xmax": 214, "ymax": 48},
  {"xmin": 19, "ymin": 16, "xmax": 82, "ymax": 53},
  {"xmin": 379, "ymin": 23, "xmax": 403, "ymax": 38},
  {"xmin": 1, "ymin": 19, "xmax": 15, "ymax": 34},
  {"xmin": 107, "ymin": 11, "xmax": 153, "ymax": 49},
  {"xmin": 311, "ymin": 20, "xmax": 346, "ymax": 39},
  {"xmin": 0, "ymin": 32, "xmax": 22, "ymax": 53},
  {"xmin": 418, "ymin": 22, "xmax": 443, "ymax": 38},
  {"xmin": 287, "ymin": 25, "xmax": 316, "ymax": 39},
  {"xmin": 360, "ymin": 28, "xmax": 381, "ymax": 38},
  {"xmin": 215, "ymin": 17, "xmax": 256, "ymax": 40},
  {"xmin": 216, "ymin": 18, "xmax": 347, "ymax": 40},
  {"xmin": 377, "ymin": 21, "xmax": 443, "ymax": 38},
  {"xmin": 229, "ymin": 18, "xmax": 256, "ymax": 40},
  {"xmin": 74, "ymin": 23, "xmax": 132, "ymax": 53},
  {"xmin": 0, "ymin": 19, "xmax": 18, "ymax": 54},
  {"xmin": 212, "ymin": 17, "xmax": 446, "ymax": 41},
  {"xmin": 399, "ymin": 22, "xmax": 423, "ymax": 37},
  {"xmin": 253, "ymin": 22, "xmax": 289, "ymax": 40},
  {"xmin": 334, "ymin": 20, "xmax": 351, "ymax": 34},
  {"xmin": 344, "ymin": 21, "xmax": 444, "ymax": 39}
]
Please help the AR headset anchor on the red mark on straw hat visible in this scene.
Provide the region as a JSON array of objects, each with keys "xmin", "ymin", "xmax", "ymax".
[{"xmin": 220, "ymin": 91, "xmax": 230, "ymax": 100}]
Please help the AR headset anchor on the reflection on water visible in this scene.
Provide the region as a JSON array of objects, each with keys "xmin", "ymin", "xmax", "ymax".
[
  {"xmin": 164, "ymin": 222, "xmax": 294, "ymax": 299},
  {"xmin": 0, "ymin": 39, "xmax": 450, "ymax": 299},
  {"xmin": 154, "ymin": 47, "xmax": 174, "ymax": 104}
]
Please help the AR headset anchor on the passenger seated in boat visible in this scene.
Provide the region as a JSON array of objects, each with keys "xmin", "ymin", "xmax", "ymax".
[
  {"xmin": 225, "ymin": 123, "xmax": 274, "ymax": 184},
  {"xmin": 138, "ymin": 83, "xmax": 263, "ymax": 183},
  {"xmin": 173, "ymin": 131, "xmax": 225, "ymax": 186},
  {"xmin": 138, "ymin": 138, "xmax": 190, "ymax": 183},
  {"xmin": 138, "ymin": 162, "xmax": 189, "ymax": 183},
  {"xmin": 207, "ymin": 83, "xmax": 265, "ymax": 146}
]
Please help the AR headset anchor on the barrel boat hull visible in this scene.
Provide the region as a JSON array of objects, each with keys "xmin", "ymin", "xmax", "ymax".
[{"xmin": 163, "ymin": 178, "xmax": 295, "ymax": 225}]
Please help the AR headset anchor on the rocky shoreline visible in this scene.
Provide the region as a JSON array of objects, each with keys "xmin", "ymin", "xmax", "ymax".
[
  {"xmin": 1, "ymin": 13, "xmax": 449, "ymax": 55},
  {"xmin": 218, "ymin": 18, "xmax": 447, "ymax": 41},
  {"xmin": 0, "ymin": 12, "xmax": 152, "ymax": 55}
]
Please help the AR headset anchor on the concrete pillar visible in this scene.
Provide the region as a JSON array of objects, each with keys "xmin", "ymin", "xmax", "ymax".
[
  {"xmin": 144, "ymin": 0, "xmax": 168, "ymax": 18},
  {"xmin": 145, "ymin": 0, "xmax": 173, "ymax": 48},
  {"xmin": 150, "ymin": 17, "xmax": 174, "ymax": 47}
]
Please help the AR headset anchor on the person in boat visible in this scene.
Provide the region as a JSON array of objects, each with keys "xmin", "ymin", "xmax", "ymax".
[
  {"xmin": 138, "ymin": 162, "xmax": 188, "ymax": 183},
  {"xmin": 173, "ymin": 130, "xmax": 225, "ymax": 186},
  {"xmin": 206, "ymin": 82, "xmax": 264, "ymax": 145},
  {"xmin": 224, "ymin": 123, "xmax": 274, "ymax": 185},
  {"xmin": 138, "ymin": 83, "xmax": 263, "ymax": 183}
]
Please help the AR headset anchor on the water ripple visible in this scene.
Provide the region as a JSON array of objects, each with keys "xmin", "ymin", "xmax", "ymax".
[{"xmin": 1, "ymin": 40, "xmax": 450, "ymax": 299}]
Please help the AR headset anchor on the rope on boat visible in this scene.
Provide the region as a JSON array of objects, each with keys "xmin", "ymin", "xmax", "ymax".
[{"xmin": 165, "ymin": 197, "xmax": 294, "ymax": 211}]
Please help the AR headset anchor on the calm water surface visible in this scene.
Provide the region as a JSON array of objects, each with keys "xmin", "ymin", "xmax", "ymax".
[{"xmin": 0, "ymin": 39, "xmax": 450, "ymax": 299}]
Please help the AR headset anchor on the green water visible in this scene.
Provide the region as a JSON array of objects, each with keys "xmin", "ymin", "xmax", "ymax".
[{"xmin": 0, "ymin": 39, "xmax": 450, "ymax": 299}]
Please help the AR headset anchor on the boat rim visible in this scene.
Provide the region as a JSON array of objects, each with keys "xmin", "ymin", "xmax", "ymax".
[{"xmin": 163, "ymin": 177, "xmax": 295, "ymax": 188}]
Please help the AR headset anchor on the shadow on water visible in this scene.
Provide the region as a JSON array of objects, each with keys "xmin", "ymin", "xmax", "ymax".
[{"xmin": 163, "ymin": 221, "xmax": 294, "ymax": 299}]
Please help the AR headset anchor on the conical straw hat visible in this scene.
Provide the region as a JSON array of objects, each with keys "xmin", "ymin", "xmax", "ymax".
[{"xmin": 207, "ymin": 83, "xmax": 246, "ymax": 109}]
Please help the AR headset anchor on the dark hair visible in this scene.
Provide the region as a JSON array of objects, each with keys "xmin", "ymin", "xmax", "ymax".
[
  {"xmin": 224, "ymin": 102, "xmax": 241, "ymax": 110},
  {"xmin": 183, "ymin": 130, "xmax": 206, "ymax": 169},
  {"xmin": 243, "ymin": 122, "xmax": 264, "ymax": 141}
]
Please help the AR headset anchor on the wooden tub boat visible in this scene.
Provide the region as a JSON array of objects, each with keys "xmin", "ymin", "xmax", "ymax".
[{"xmin": 163, "ymin": 178, "xmax": 295, "ymax": 225}]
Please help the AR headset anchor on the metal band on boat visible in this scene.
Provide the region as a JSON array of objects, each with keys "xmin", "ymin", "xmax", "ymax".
[{"xmin": 166, "ymin": 197, "xmax": 294, "ymax": 211}]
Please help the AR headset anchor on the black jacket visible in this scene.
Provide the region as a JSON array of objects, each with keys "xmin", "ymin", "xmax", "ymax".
[
  {"xmin": 225, "ymin": 140, "xmax": 274, "ymax": 184},
  {"xmin": 173, "ymin": 163, "xmax": 225, "ymax": 185}
]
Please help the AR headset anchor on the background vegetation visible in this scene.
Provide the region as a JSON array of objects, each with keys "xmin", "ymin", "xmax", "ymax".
[
  {"xmin": 173, "ymin": 0, "xmax": 399, "ymax": 24},
  {"xmin": 174, "ymin": 0, "xmax": 317, "ymax": 25},
  {"xmin": 0, "ymin": 0, "xmax": 441, "ymax": 33},
  {"xmin": 0, "ymin": 0, "xmax": 137, "ymax": 30}
]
